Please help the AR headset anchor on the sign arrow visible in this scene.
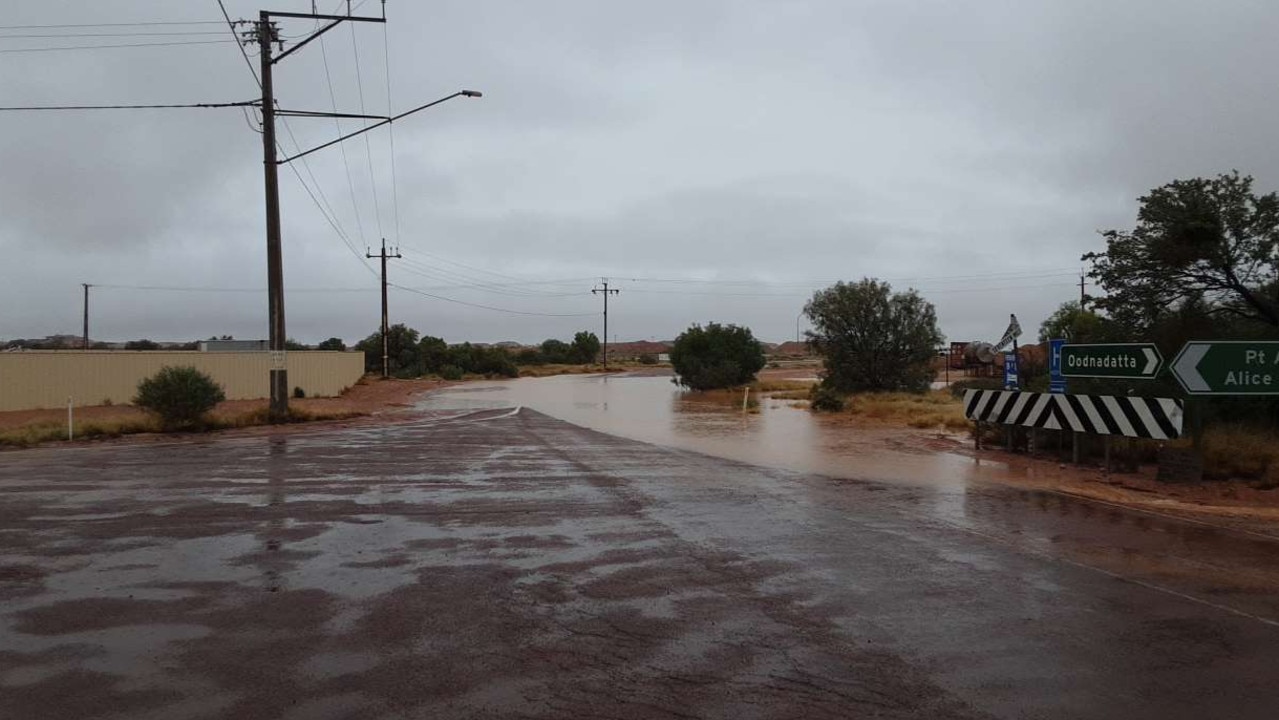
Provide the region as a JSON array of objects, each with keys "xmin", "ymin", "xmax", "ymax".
[
  {"xmin": 1171, "ymin": 343, "xmax": 1210, "ymax": 393},
  {"xmin": 1142, "ymin": 347, "xmax": 1159, "ymax": 375},
  {"xmin": 1171, "ymin": 341, "xmax": 1279, "ymax": 395},
  {"xmin": 1060, "ymin": 343, "xmax": 1163, "ymax": 380}
]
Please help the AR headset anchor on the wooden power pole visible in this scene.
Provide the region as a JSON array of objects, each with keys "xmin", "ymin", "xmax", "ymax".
[
  {"xmin": 367, "ymin": 238, "xmax": 401, "ymax": 378},
  {"xmin": 592, "ymin": 280, "xmax": 620, "ymax": 369}
]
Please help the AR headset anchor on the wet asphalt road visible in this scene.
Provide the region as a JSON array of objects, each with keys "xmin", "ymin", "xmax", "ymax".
[{"xmin": 2, "ymin": 408, "xmax": 1279, "ymax": 719}]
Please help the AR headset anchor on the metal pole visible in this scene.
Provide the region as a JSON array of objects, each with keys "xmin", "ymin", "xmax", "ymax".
[
  {"xmin": 592, "ymin": 281, "xmax": 619, "ymax": 369},
  {"xmin": 81, "ymin": 283, "xmax": 90, "ymax": 349},
  {"xmin": 259, "ymin": 14, "xmax": 289, "ymax": 420},
  {"xmin": 380, "ymin": 240, "xmax": 389, "ymax": 378}
]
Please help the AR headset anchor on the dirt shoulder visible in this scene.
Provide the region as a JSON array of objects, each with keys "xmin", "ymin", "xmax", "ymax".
[
  {"xmin": 0, "ymin": 377, "xmax": 448, "ymax": 446},
  {"xmin": 748, "ymin": 369, "xmax": 1279, "ymax": 535},
  {"xmin": 800, "ymin": 410, "xmax": 1279, "ymax": 537}
]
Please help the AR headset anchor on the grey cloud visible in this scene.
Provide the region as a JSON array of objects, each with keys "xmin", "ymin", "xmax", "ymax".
[{"xmin": 4, "ymin": 0, "xmax": 1277, "ymax": 348}]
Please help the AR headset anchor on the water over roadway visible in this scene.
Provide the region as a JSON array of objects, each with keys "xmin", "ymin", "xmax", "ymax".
[{"xmin": 1, "ymin": 373, "xmax": 1277, "ymax": 718}]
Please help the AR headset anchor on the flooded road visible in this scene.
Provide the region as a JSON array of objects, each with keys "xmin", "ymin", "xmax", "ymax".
[
  {"xmin": 418, "ymin": 373, "xmax": 980, "ymax": 488},
  {"xmin": 2, "ymin": 384, "xmax": 1279, "ymax": 718}
]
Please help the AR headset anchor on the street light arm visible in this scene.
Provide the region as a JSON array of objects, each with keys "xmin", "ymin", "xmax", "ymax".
[{"xmin": 278, "ymin": 90, "xmax": 481, "ymax": 165}]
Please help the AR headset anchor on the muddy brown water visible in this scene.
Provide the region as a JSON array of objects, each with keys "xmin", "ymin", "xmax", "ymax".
[
  {"xmin": 418, "ymin": 373, "xmax": 981, "ymax": 488},
  {"xmin": 3, "ymin": 373, "xmax": 1279, "ymax": 718}
]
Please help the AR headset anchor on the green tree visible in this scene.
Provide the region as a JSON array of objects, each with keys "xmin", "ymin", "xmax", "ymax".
[
  {"xmin": 539, "ymin": 339, "xmax": 572, "ymax": 364},
  {"xmin": 804, "ymin": 279, "xmax": 942, "ymax": 393},
  {"xmin": 284, "ymin": 338, "xmax": 308, "ymax": 351},
  {"xmin": 317, "ymin": 337, "xmax": 346, "ymax": 351},
  {"xmin": 355, "ymin": 324, "xmax": 421, "ymax": 377},
  {"xmin": 571, "ymin": 331, "xmax": 601, "ymax": 364},
  {"xmin": 1037, "ymin": 302, "xmax": 1107, "ymax": 343},
  {"xmin": 418, "ymin": 335, "xmax": 449, "ymax": 374},
  {"xmin": 669, "ymin": 322, "xmax": 766, "ymax": 391},
  {"xmin": 133, "ymin": 366, "xmax": 226, "ymax": 429},
  {"xmin": 1085, "ymin": 171, "xmax": 1279, "ymax": 333},
  {"xmin": 125, "ymin": 339, "xmax": 159, "ymax": 350}
]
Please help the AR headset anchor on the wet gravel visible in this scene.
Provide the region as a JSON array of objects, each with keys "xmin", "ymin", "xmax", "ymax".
[{"xmin": 1, "ymin": 408, "xmax": 1278, "ymax": 719}]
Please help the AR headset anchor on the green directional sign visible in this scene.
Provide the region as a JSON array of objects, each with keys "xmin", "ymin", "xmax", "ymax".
[
  {"xmin": 1171, "ymin": 341, "xmax": 1279, "ymax": 395},
  {"xmin": 1060, "ymin": 343, "xmax": 1163, "ymax": 379}
]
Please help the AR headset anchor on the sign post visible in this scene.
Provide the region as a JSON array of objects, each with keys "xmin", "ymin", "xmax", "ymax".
[
  {"xmin": 1060, "ymin": 343, "xmax": 1162, "ymax": 380},
  {"xmin": 1171, "ymin": 341, "xmax": 1279, "ymax": 395},
  {"xmin": 1048, "ymin": 338, "xmax": 1067, "ymax": 393},
  {"xmin": 1003, "ymin": 352, "xmax": 1019, "ymax": 391}
]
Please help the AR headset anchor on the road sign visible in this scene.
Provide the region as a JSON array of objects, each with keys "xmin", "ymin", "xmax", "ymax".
[
  {"xmin": 1060, "ymin": 343, "xmax": 1162, "ymax": 379},
  {"xmin": 1004, "ymin": 352, "xmax": 1019, "ymax": 390},
  {"xmin": 1171, "ymin": 341, "xmax": 1279, "ymax": 395},
  {"xmin": 1048, "ymin": 338, "xmax": 1067, "ymax": 393}
]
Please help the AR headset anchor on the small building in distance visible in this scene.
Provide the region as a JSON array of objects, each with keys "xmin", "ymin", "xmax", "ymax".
[
  {"xmin": 199, "ymin": 339, "xmax": 268, "ymax": 352},
  {"xmin": 770, "ymin": 341, "xmax": 813, "ymax": 357}
]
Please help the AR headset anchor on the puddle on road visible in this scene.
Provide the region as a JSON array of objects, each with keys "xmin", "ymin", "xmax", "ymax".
[{"xmin": 418, "ymin": 374, "xmax": 993, "ymax": 490}]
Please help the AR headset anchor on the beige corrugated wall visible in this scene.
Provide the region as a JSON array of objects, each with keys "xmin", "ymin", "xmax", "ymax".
[{"xmin": 0, "ymin": 351, "xmax": 366, "ymax": 411}]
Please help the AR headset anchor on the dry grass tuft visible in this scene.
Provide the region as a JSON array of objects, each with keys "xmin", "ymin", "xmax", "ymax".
[
  {"xmin": 0, "ymin": 417, "xmax": 161, "ymax": 448},
  {"xmin": 0, "ymin": 407, "xmax": 365, "ymax": 449},
  {"xmin": 841, "ymin": 390, "xmax": 970, "ymax": 431},
  {"xmin": 1178, "ymin": 425, "xmax": 1279, "ymax": 481},
  {"xmin": 753, "ymin": 379, "xmax": 814, "ymax": 393}
]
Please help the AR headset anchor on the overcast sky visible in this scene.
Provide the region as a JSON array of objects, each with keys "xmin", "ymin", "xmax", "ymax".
[{"xmin": 2, "ymin": 0, "xmax": 1277, "ymax": 346}]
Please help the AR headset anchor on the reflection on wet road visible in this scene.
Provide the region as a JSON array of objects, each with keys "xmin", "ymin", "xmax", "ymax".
[
  {"xmin": 419, "ymin": 373, "xmax": 982, "ymax": 487},
  {"xmin": 1, "ymin": 385, "xmax": 1278, "ymax": 718}
]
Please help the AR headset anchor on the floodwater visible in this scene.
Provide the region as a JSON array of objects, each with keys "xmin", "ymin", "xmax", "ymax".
[
  {"xmin": 7, "ymin": 374, "xmax": 1279, "ymax": 718},
  {"xmin": 419, "ymin": 372, "xmax": 988, "ymax": 489}
]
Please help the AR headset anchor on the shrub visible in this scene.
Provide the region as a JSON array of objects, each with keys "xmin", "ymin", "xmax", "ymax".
[
  {"xmin": 670, "ymin": 322, "xmax": 767, "ymax": 391},
  {"xmin": 571, "ymin": 331, "xmax": 601, "ymax": 364},
  {"xmin": 637, "ymin": 353, "xmax": 658, "ymax": 365},
  {"xmin": 805, "ymin": 279, "xmax": 942, "ymax": 393},
  {"xmin": 439, "ymin": 365, "xmax": 464, "ymax": 381},
  {"xmin": 809, "ymin": 384, "xmax": 845, "ymax": 412},
  {"xmin": 133, "ymin": 366, "xmax": 226, "ymax": 429},
  {"xmin": 293, "ymin": 386, "xmax": 306, "ymax": 399}
]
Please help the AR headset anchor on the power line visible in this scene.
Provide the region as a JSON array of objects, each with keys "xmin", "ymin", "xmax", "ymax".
[
  {"xmin": 391, "ymin": 283, "xmax": 596, "ymax": 317},
  {"xmin": 0, "ymin": 39, "xmax": 236, "ymax": 53},
  {"xmin": 319, "ymin": 30, "xmax": 367, "ymax": 249},
  {"xmin": 0, "ymin": 31, "xmax": 232, "ymax": 39},
  {"xmin": 0, "ymin": 21, "xmax": 226, "ymax": 30},
  {"xmin": 215, "ymin": 0, "xmax": 259, "ymax": 88},
  {"xmin": 349, "ymin": 20, "xmax": 384, "ymax": 240},
  {"xmin": 383, "ymin": 21, "xmax": 401, "ymax": 246},
  {"xmin": 92, "ymin": 284, "xmax": 375, "ymax": 293},
  {"xmin": 0, "ymin": 100, "xmax": 256, "ymax": 111},
  {"xmin": 394, "ymin": 258, "xmax": 584, "ymax": 299}
]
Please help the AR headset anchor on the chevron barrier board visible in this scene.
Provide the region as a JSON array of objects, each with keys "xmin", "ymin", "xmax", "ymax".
[{"xmin": 963, "ymin": 389, "xmax": 1183, "ymax": 440}]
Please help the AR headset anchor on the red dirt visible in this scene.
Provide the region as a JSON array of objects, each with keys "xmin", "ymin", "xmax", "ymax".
[{"xmin": 0, "ymin": 377, "xmax": 446, "ymax": 433}]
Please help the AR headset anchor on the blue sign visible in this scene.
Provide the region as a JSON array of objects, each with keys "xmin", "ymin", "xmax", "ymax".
[
  {"xmin": 1004, "ymin": 352, "xmax": 1019, "ymax": 390},
  {"xmin": 1049, "ymin": 338, "xmax": 1067, "ymax": 394}
]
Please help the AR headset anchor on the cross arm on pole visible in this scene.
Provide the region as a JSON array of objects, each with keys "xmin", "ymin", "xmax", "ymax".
[
  {"xmin": 264, "ymin": 11, "xmax": 385, "ymax": 65},
  {"xmin": 278, "ymin": 90, "xmax": 482, "ymax": 165},
  {"xmin": 275, "ymin": 109, "xmax": 390, "ymax": 121}
]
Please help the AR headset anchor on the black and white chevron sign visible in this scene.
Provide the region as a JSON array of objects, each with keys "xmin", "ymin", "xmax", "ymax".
[{"xmin": 963, "ymin": 389, "xmax": 1183, "ymax": 440}]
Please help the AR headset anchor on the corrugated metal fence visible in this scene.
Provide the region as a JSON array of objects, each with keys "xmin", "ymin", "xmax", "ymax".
[{"xmin": 0, "ymin": 351, "xmax": 365, "ymax": 411}]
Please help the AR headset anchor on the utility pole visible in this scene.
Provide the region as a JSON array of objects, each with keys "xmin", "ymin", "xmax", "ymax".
[
  {"xmin": 1079, "ymin": 270, "xmax": 1087, "ymax": 311},
  {"xmin": 81, "ymin": 283, "xmax": 91, "ymax": 349},
  {"xmin": 240, "ymin": 4, "xmax": 477, "ymax": 417},
  {"xmin": 367, "ymin": 238, "xmax": 401, "ymax": 378},
  {"xmin": 592, "ymin": 280, "xmax": 620, "ymax": 369},
  {"xmin": 255, "ymin": 14, "xmax": 289, "ymax": 420}
]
